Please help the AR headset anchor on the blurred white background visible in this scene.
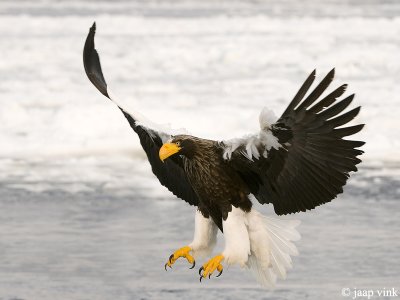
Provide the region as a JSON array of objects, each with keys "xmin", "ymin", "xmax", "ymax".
[{"xmin": 0, "ymin": 0, "xmax": 399, "ymax": 162}]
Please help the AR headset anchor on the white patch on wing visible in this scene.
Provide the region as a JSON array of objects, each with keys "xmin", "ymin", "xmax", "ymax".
[
  {"xmin": 189, "ymin": 210, "xmax": 218, "ymax": 259},
  {"xmin": 259, "ymin": 107, "xmax": 277, "ymax": 131},
  {"xmin": 222, "ymin": 206, "xmax": 251, "ymax": 266},
  {"xmin": 222, "ymin": 107, "xmax": 281, "ymax": 160},
  {"xmin": 259, "ymin": 130, "xmax": 281, "ymax": 157},
  {"xmin": 107, "ymin": 88, "xmax": 189, "ymax": 143}
]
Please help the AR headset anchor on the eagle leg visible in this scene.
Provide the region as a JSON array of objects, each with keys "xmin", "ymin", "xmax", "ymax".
[
  {"xmin": 164, "ymin": 246, "xmax": 195, "ymax": 271},
  {"xmin": 198, "ymin": 254, "xmax": 224, "ymax": 281}
]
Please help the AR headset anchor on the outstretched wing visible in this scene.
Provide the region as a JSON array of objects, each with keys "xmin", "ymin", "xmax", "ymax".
[
  {"xmin": 83, "ymin": 22, "xmax": 199, "ymax": 206},
  {"xmin": 224, "ymin": 69, "xmax": 364, "ymax": 215}
]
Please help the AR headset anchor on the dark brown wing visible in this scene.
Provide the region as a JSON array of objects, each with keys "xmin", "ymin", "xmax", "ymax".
[
  {"xmin": 226, "ymin": 69, "xmax": 365, "ymax": 215},
  {"xmin": 83, "ymin": 22, "xmax": 199, "ymax": 206}
]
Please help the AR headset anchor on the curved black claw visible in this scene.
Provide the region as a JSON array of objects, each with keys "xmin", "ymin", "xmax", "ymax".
[
  {"xmin": 198, "ymin": 266, "xmax": 204, "ymax": 276},
  {"xmin": 199, "ymin": 275, "xmax": 203, "ymax": 282},
  {"xmin": 216, "ymin": 269, "xmax": 223, "ymax": 277},
  {"xmin": 164, "ymin": 263, "xmax": 172, "ymax": 271},
  {"xmin": 168, "ymin": 254, "xmax": 174, "ymax": 264},
  {"xmin": 208, "ymin": 274, "xmax": 211, "ymax": 279},
  {"xmin": 189, "ymin": 260, "xmax": 196, "ymax": 269}
]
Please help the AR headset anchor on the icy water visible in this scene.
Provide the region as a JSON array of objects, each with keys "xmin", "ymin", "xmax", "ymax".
[
  {"xmin": 1, "ymin": 1, "xmax": 400, "ymax": 299},
  {"xmin": 0, "ymin": 158, "xmax": 399, "ymax": 300}
]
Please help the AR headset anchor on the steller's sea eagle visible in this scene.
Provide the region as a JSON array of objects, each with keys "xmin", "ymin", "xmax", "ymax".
[{"xmin": 83, "ymin": 23, "xmax": 364, "ymax": 287}]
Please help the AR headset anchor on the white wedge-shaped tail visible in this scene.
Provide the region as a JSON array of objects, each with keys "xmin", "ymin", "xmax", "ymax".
[{"xmin": 246, "ymin": 210, "xmax": 301, "ymax": 288}]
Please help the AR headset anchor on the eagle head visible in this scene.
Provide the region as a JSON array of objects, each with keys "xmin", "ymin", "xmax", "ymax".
[{"xmin": 159, "ymin": 135, "xmax": 197, "ymax": 162}]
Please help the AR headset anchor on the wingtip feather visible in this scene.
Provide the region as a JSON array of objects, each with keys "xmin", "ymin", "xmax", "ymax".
[{"xmin": 83, "ymin": 22, "xmax": 109, "ymax": 98}]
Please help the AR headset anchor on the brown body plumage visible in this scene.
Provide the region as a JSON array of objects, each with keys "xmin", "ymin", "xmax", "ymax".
[{"xmin": 175, "ymin": 135, "xmax": 251, "ymax": 230}]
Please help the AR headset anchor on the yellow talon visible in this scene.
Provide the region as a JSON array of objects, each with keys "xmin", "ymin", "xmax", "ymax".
[
  {"xmin": 200, "ymin": 254, "xmax": 224, "ymax": 280},
  {"xmin": 164, "ymin": 246, "xmax": 195, "ymax": 270}
]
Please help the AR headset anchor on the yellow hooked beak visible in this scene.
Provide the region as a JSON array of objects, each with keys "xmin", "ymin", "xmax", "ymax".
[{"xmin": 159, "ymin": 143, "xmax": 182, "ymax": 162}]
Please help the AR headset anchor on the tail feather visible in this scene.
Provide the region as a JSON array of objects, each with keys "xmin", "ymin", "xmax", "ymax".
[
  {"xmin": 245, "ymin": 210, "xmax": 301, "ymax": 288},
  {"xmin": 270, "ymin": 251, "xmax": 288, "ymax": 279},
  {"xmin": 247, "ymin": 255, "xmax": 277, "ymax": 288},
  {"xmin": 269, "ymin": 239, "xmax": 293, "ymax": 270},
  {"xmin": 264, "ymin": 218, "xmax": 301, "ymax": 241},
  {"xmin": 265, "ymin": 222, "xmax": 299, "ymax": 256}
]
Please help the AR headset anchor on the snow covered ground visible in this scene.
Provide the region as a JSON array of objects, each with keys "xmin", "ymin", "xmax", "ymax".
[{"xmin": 0, "ymin": 1, "xmax": 399, "ymax": 299}]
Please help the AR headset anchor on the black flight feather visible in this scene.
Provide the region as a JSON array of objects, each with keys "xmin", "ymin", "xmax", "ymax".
[
  {"xmin": 226, "ymin": 70, "xmax": 364, "ymax": 215},
  {"xmin": 83, "ymin": 23, "xmax": 199, "ymax": 207}
]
